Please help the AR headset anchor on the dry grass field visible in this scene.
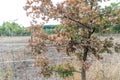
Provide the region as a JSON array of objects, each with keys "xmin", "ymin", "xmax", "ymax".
[
  {"xmin": 63, "ymin": 35, "xmax": 120, "ymax": 80},
  {"xmin": 0, "ymin": 36, "xmax": 30, "ymax": 43},
  {"xmin": 0, "ymin": 35, "xmax": 120, "ymax": 80}
]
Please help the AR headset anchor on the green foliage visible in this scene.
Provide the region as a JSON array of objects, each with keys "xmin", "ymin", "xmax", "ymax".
[
  {"xmin": 57, "ymin": 63, "xmax": 75, "ymax": 78},
  {"xmin": 43, "ymin": 25, "xmax": 57, "ymax": 34},
  {"xmin": 110, "ymin": 25, "xmax": 120, "ymax": 33},
  {"xmin": 103, "ymin": 2, "xmax": 120, "ymax": 34},
  {"xmin": 43, "ymin": 25, "xmax": 64, "ymax": 34},
  {"xmin": 56, "ymin": 25, "xmax": 63, "ymax": 31},
  {"xmin": 0, "ymin": 22, "xmax": 30, "ymax": 36},
  {"xmin": 95, "ymin": 2, "xmax": 120, "ymax": 34},
  {"xmin": 43, "ymin": 25, "xmax": 57, "ymax": 29},
  {"xmin": 43, "ymin": 29, "xmax": 55, "ymax": 34}
]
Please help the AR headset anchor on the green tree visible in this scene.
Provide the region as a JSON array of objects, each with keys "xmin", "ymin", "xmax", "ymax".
[
  {"xmin": 0, "ymin": 21, "xmax": 30, "ymax": 36},
  {"xmin": 43, "ymin": 25, "xmax": 57, "ymax": 34}
]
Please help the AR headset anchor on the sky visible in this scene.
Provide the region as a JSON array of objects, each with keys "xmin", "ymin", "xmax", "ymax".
[{"xmin": 0, "ymin": 0, "xmax": 119, "ymax": 27}]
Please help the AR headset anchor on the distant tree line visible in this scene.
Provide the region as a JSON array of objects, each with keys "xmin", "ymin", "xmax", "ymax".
[
  {"xmin": 0, "ymin": 22, "xmax": 30, "ymax": 36},
  {"xmin": 43, "ymin": 25, "xmax": 57, "ymax": 34},
  {"xmin": 0, "ymin": 22, "xmax": 118, "ymax": 36},
  {"xmin": 43, "ymin": 24, "xmax": 120, "ymax": 34}
]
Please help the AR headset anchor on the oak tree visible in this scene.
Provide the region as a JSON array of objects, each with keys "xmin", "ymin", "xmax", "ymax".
[{"xmin": 24, "ymin": 0, "xmax": 120, "ymax": 80}]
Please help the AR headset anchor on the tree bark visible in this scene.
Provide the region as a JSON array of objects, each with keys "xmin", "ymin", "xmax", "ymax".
[
  {"xmin": 81, "ymin": 67, "xmax": 86, "ymax": 80},
  {"xmin": 81, "ymin": 27, "xmax": 95, "ymax": 80},
  {"xmin": 81, "ymin": 46, "xmax": 88, "ymax": 80}
]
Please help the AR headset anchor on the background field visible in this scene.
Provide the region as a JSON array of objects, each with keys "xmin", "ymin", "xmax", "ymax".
[{"xmin": 0, "ymin": 35, "xmax": 120, "ymax": 80}]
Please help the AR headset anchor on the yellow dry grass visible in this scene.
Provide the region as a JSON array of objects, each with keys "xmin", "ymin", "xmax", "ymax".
[
  {"xmin": 62, "ymin": 58, "xmax": 120, "ymax": 80},
  {"xmin": 0, "ymin": 35, "xmax": 120, "ymax": 80},
  {"xmin": 63, "ymin": 35, "xmax": 120, "ymax": 80}
]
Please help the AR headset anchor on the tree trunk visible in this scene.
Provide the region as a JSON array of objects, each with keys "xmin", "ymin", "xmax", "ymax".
[
  {"xmin": 81, "ymin": 46, "xmax": 88, "ymax": 80},
  {"xmin": 81, "ymin": 67, "xmax": 86, "ymax": 80}
]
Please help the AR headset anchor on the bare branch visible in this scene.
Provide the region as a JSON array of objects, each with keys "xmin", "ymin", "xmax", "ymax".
[{"xmin": 63, "ymin": 15, "xmax": 90, "ymax": 29}]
